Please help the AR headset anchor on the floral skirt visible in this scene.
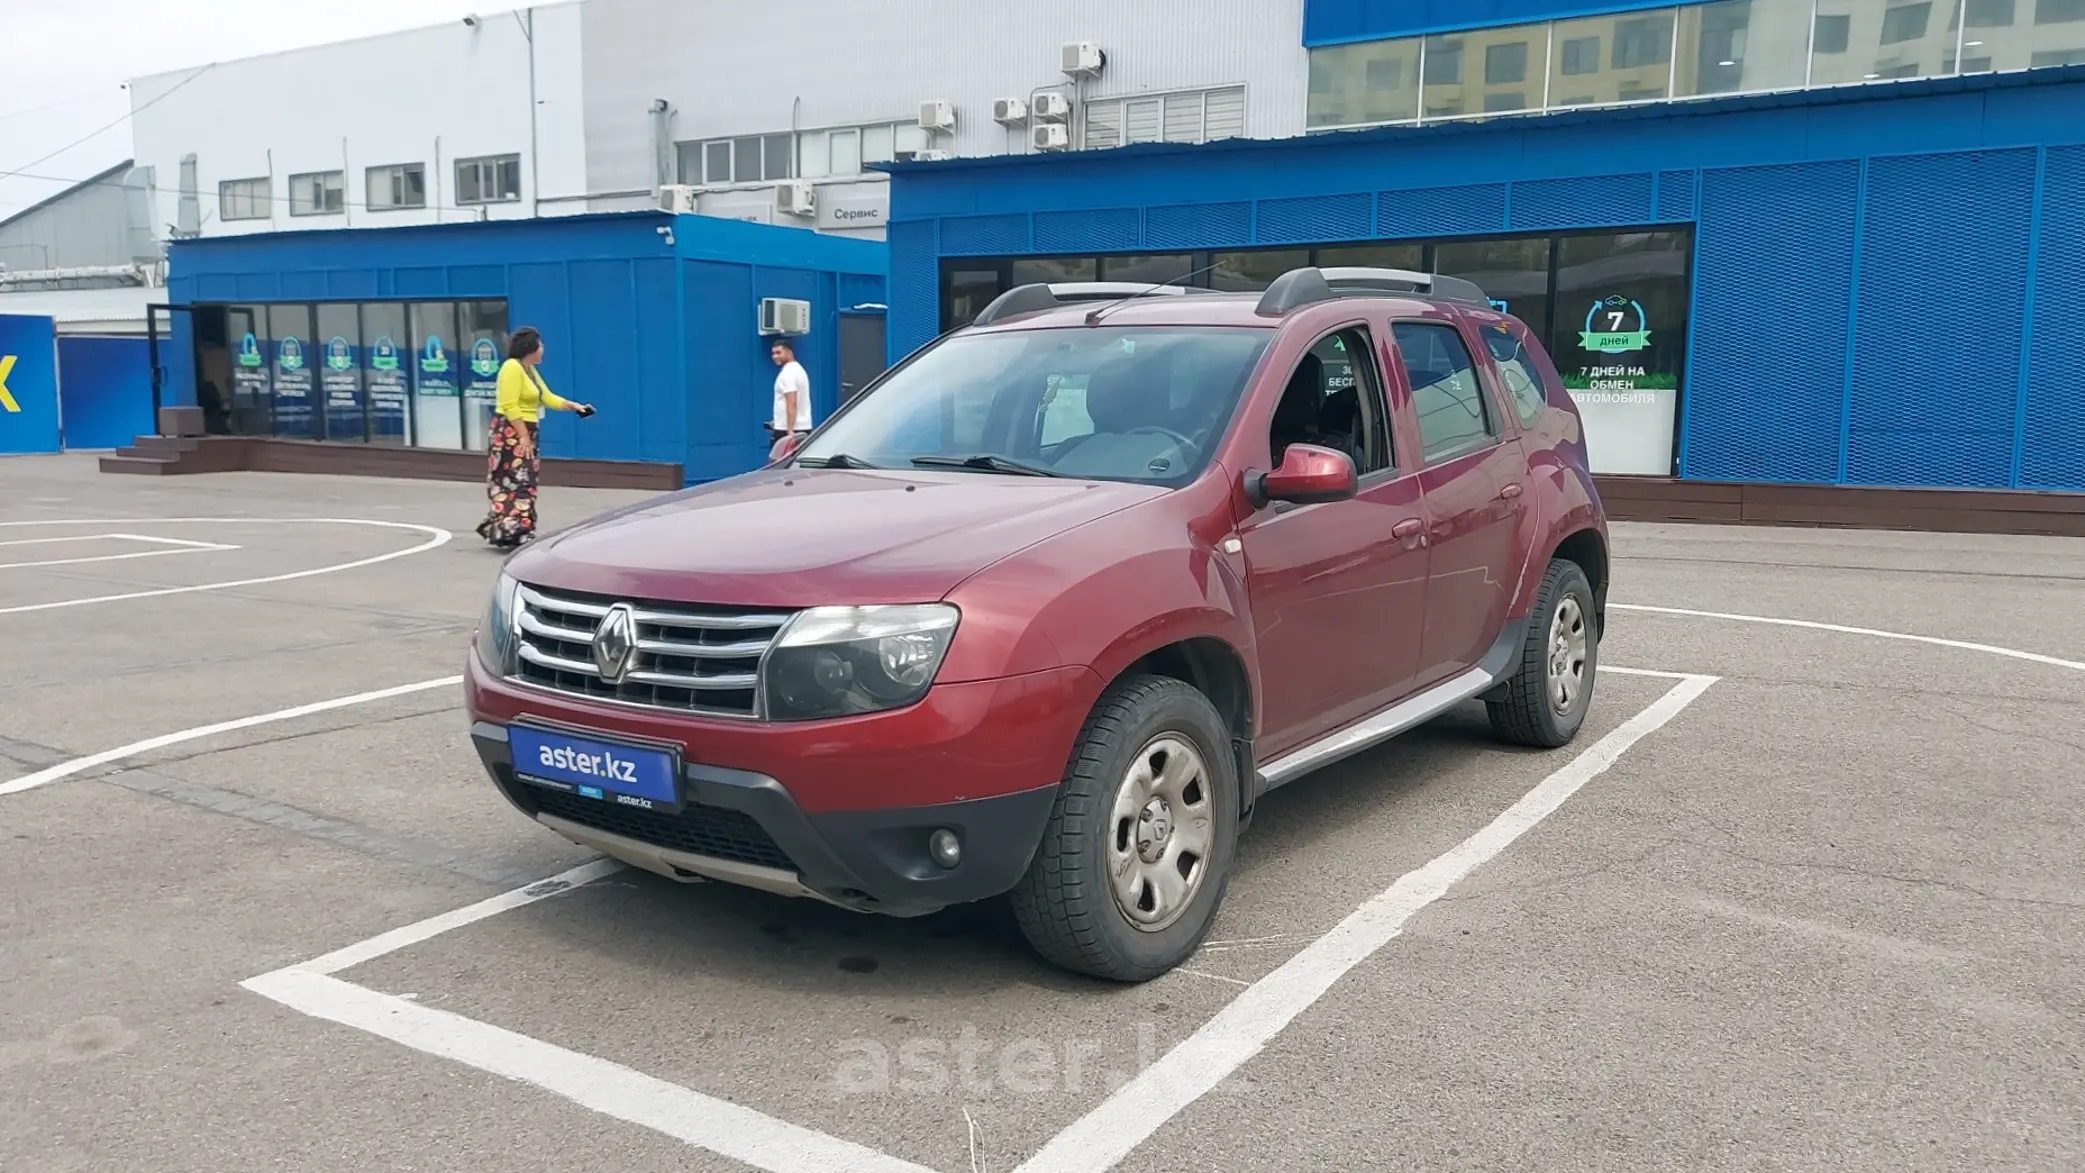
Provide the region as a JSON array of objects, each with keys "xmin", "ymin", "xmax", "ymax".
[{"xmin": 477, "ymin": 417, "xmax": 540, "ymax": 546}]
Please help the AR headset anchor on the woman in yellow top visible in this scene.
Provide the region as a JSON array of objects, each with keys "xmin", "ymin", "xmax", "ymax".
[{"xmin": 476, "ymin": 326, "xmax": 593, "ymax": 549}]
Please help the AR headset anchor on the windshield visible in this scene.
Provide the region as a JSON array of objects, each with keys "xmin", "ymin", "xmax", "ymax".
[{"xmin": 795, "ymin": 325, "xmax": 1274, "ymax": 485}]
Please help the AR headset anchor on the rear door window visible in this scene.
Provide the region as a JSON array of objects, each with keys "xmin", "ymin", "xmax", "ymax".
[
  {"xmin": 1480, "ymin": 320, "xmax": 1549, "ymax": 428},
  {"xmin": 1392, "ymin": 321, "xmax": 1497, "ymax": 465}
]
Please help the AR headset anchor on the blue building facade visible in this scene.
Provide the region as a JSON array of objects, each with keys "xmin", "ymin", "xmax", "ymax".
[
  {"xmin": 165, "ymin": 212, "xmax": 887, "ymax": 483},
  {"xmin": 880, "ymin": 57, "xmax": 2085, "ymax": 492}
]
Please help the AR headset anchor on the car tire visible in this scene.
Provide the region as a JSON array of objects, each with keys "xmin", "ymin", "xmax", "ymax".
[
  {"xmin": 1486, "ymin": 558, "xmax": 1599, "ymax": 749},
  {"xmin": 1009, "ymin": 674, "xmax": 1239, "ymax": 983}
]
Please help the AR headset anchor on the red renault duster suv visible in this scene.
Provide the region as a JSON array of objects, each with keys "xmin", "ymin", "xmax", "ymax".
[{"xmin": 466, "ymin": 266, "xmax": 1609, "ymax": 982}]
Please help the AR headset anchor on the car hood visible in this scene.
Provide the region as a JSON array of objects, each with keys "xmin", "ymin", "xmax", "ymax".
[{"xmin": 507, "ymin": 467, "xmax": 1168, "ymax": 607}]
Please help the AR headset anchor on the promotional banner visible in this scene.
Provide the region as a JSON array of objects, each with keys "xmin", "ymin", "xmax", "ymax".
[
  {"xmin": 462, "ymin": 336, "xmax": 503, "ymax": 403},
  {"xmin": 366, "ymin": 332, "xmax": 410, "ymax": 442},
  {"xmin": 320, "ymin": 335, "xmax": 365, "ymax": 440},
  {"xmin": 270, "ymin": 333, "xmax": 315, "ymax": 438},
  {"xmin": 416, "ymin": 333, "xmax": 459, "ymax": 397},
  {"xmin": 1560, "ymin": 292, "xmax": 1681, "ymax": 476},
  {"xmin": 0, "ymin": 313, "xmax": 61, "ymax": 454},
  {"xmin": 231, "ymin": 329, "xmax": 271, "ymax": 418}
]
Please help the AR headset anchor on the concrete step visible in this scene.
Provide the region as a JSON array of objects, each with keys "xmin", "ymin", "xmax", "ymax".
[{"xmin": 132, "ymin": 435, "xmax": 202, "ymax": 454}]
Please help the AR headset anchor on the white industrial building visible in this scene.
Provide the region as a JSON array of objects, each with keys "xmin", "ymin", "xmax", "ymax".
[{"xmin": 119, "ymin": 0, "xmax": 1309, "ymax": 248}]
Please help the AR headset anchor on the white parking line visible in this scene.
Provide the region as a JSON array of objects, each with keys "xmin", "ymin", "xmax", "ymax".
[
  {"xmin": 0, "ymin": 518, "xmax": 451, "ymax": 615},
  {"xmin": 1013, "ymin": 672, "xmax": 1719, "ymax": 1173},
  {"xmin": 0, "ymin": 532, "xmax": 241, "ymax": 570},
  {"xmin": 0, "ymin": 675, "xmax": 462, "ymax": 798},
  {"xmin": 229, "ymin": 666, "xmax": 1710, "ymax": 1173},
  {"xmin": 1610, "ymin": 602, "xmax": 2085, "ymax": 675}
]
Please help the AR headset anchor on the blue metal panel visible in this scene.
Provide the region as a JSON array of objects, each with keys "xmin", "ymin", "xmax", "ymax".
[
  {"xmin": 1377, "ymin": 184, "xmax": 1509, "ymax": 238},
  {"xmin": 1145, "ymin": 202, "xmax": 1253, "ymax": 250},
  {"xmin": 1684, "ymin": 161, "xmax": 1860, "ymax": 484},
  {"xmin": 1508, "ymin": 173, "xmax": 1655, "ymax": 231},
  {"xmin": 1655, "ymin": 170, "xmax": 1698, "ymax": 221},
  {"xmin": 632, "ymin": 256, "xmax": 686, "ymax": 466},
  {"xmin": 507, "ymin": 260, "xmax": 574, "ymax": 459},
  {"xmin": 231, "ymin": 273, "xmax": 277, "ymax": 299},
  {"xmin": 448, "ymin": 265, "xmax": 506, "ymax": 297},
  {"xmin": 280, "ymin": 271, "xmax": 326, "ymax": 300},
  {"xmin": 682, "ymin": 259, "xmax": 760, "ymax": 481},
  {"xmin": 838, "ymin": 273, "xmax": 886, "ymax": 309},
  {"xmin": 57, "ymin": 336, "xmax": 153, "ymax": 450},
  {"xmin": 886, "ymin": 220, "xmax": 940, "ymax": 364},
  {"xmin": 196, "ymin": 275, "xmax": 239, "ymax": 300},
  {"xmin": 392, "ymin": 267, "xmax": 446, "ymax": 297},
  {"xmin": 1846, "ymin": 148, "xmax": 2037, "ymax": 488},
  {"xmin": 1033, "ymin": 208, "xmax": 1143, "ymax": 254},
  {"xmin": 0, "ymin": 314, "xmax": 61, "ymax": 454},
  {"xmin": 2021, "ymin": 145, "xmax": 2085, "ymax": 490},
  {"xmin": 562, "ymin": 259, "xmax": 638, "ymax": 462},
  {"xmin": 940, "ymin": 214, "xmax": 1030, "ymax": 255},
  {"xmin": 1254, "ymin": 194, "xmax": 1374, "ymax": 245},
  {"xmin": 326, "ymin": 269, "xmax": 379, "ymax": 298}
]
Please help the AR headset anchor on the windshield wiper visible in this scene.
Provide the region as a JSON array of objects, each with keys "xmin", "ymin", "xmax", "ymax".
[
  {"xmin": 794, "ymin": 453, "xmax": 880, "ymax": 469},
  {"xmin": 911, "ymin": 454, "xmax": 1064, "ymax": 478}
]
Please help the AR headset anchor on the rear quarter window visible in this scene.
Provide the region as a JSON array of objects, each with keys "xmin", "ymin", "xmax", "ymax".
[{"xmin": 1481, "ymin": 321, "xmax": 1550, "ymax": 428}]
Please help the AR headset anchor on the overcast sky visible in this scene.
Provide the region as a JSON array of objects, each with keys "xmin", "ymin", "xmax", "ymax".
[{"xmin": 0, "ymin": 0, "xmax": 487, "ymax": 219}]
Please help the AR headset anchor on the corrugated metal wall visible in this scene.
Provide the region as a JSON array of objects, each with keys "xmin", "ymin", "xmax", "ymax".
[
  {"xmin": 580, "ymin": 0, "xmax": 1310, "ymax": 199},
  {"xmin": 165, "ymin": 213, "xmax": 886, "ymax": 482},
  {"xmin": 882, "ymin": 78, "xmax": 2085, "ymax": 492}
]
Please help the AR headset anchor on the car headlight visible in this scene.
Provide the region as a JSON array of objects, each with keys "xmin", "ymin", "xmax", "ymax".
[
  {"xmin": 762, "ymin": 604, "xmax": 959, "ymax": 721},
  {"xmin": 475, "ymin": 572, "xmax": 522, "ymax": 675}
]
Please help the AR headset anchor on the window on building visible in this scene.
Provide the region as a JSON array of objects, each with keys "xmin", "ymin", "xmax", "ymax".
[
  {"xmin": 2037, "ymin": 0, "xmax": 2085, "ymax": 22},
  {"xmin": 1814, "ymin": 13, "xmax": 1853, "ymax": 52},
  {"xmin": 1881, "ymin": 2, "xmax": 1934, "ymax": 43},
  {"xmin": 1210, "ymin": 249, "xmax": 1311, "ymax": 292},
  {"xmin": 1613, "ymin": 16, "xmax": 1675, "ymax": 68},
  {"xmin": 287, "ymin": 171, "xmax": 344, "ymax": 216},
  {"xmin": 1306, "ymin": 40, "xmax": 1424, "ymax": 127},
  {"xmin": 1423, "ymin": 37, "xmax": 1465, "ymax": 84},
  {"xmin": 218, "ymin": 178, "xmax": 270, "ymax": 221},
  {"xmin": 2031, "ymin": 44, "xmax": 2085, "ymax": 61},
  {"xmin": 455, "ymin": 155, "xmax": 521, "ymax": 204},
  {"xmin": 675, "ymin": 133, "xmax": 794, "ymax": 186},
  {"xmin": 1678, "ymin": 0, "xmax": 1809, "ymax": 98},
  {"xmin": 1486, "ymin": 41, "xmax": 1530, "ymax": 84},
  {"xmin": 1395, "ymin": 321, "xmax": 1495, "ymax": 464},
  {"xmin": 1084, "ymin": 86, "xmax": 1245, "ymax": 148},
  {"xmin": 1484, "ymin": 91, "xmax": 1530, "ymax": 111},
  {"xmin": 1550, "ymin": 11, "xmax": 1676, "ymax": 108},
  {"xmin": 365, "ymin": 164, "xmax": 426, "ymax": 211},
  {"xmin": 1966, "ymin": 0, "xmax": 2015, "ymax": 25}
]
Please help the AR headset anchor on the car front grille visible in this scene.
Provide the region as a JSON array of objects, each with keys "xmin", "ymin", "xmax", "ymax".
[
  {"xmin": 511, "ymin": 584, "xmax": 793, "ymax": 718},
  {"xmin": 531, "ymin": 788, "xmax": 798, "ymax": 873}
]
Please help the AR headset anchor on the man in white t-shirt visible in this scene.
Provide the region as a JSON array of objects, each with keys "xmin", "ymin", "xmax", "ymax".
[{"xmin": 770, "ymin": 339, "xmax": 812, "ymax": 441}]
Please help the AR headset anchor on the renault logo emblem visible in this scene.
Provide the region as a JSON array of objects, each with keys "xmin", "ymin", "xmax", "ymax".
[{"xmin": 591, "ymin": 603, "xmax": 638, "ymax": 683}]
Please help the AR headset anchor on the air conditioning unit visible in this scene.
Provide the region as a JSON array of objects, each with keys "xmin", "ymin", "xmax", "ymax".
[
  {"xmin": 657, "ymin": 184, "xmax": 701, "ymax": 213},
  {"xmin": 992, "ymin": 97, "xmax": 1030, "ymax": 125},
  {"xmin": 911, "ymin": 149, "xmax": 954, "ymax": 162},
  {"xmin": 1062, "ymin": 41, "xmax": 1106, "ymax": 77},
  {"xmin": 774, "ymin": 180, "xmax": 815, "ymax": 217},
  {"xmin": 918, "ymin": 98, "xmax": 957, "ymax": 132},
  {"xmin": 1031, "ymin": 92, "xmax": 1073, "ymax": 122},
  {"xmin": 758, "ymin": 297, "xmax": 812, "ymax": 337},
  {"xmin": 1033, "ymin": 123, "xmax": 1071, "ymax": 152}
]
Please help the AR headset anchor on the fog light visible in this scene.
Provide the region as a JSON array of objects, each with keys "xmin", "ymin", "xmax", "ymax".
[{"xmin": 928, "ymin": 828, "xmax": 961, "ymax": 869}]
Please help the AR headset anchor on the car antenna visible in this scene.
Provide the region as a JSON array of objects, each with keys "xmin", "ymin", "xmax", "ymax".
[{"xmin": 1083, "ymin": 261, "xmax": 1222, "ymax": 327}]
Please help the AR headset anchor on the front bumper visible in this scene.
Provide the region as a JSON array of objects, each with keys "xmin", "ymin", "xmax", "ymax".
[{"xmin": 465, "ymin": 655, "xmax": 1099, "ymax": 917}]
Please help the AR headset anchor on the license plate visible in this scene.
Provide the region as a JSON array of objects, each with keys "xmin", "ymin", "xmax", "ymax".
[{"xmin": 507, "ymin": 725, "xmax": 681, "ymax": 814}]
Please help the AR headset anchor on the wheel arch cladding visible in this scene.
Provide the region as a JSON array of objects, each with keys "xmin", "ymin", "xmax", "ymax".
[
  {"xmin": 1551, "ymin": 527, "xmax": 1609, "ymax": 633},
  {"xmin": 1115, "ymin": 635, "xmax": 1258, "ymax": 828}
]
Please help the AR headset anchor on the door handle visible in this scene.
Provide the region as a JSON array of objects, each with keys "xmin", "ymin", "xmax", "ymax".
[
  {"xmin": 1498, "ymin": 483, "xmax": 1523, "ymax": 500},
  {"xmin": 1392, "ymin": 518, "xmax": 1424, "ymax": 539}
]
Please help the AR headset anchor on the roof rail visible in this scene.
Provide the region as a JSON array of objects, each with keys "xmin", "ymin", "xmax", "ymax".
[
  {"xmin": 1254, "ymin": 266, "xmax": 1489, "ymax": 316},
  {"xmin": 972, "ymin": 281, "xmax": 1216, "ymax": 326}
]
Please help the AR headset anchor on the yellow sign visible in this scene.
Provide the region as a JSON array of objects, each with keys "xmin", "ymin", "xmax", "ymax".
[{"xmin": 0, "ymin": 354, "xmax": 18, "ymax": 413}]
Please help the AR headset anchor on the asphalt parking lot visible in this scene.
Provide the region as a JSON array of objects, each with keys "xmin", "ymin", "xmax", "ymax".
[{"xmin": 2, "ymin": 451, "xmax": 2081, "ymax": 1173}]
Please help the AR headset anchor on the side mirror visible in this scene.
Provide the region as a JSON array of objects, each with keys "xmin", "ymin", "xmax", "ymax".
[
  {"xmin": 1242, "ymin": 443, "xmax": 1358, "ymax": 510},
  {"xmin": 769, "ymin": 432, "xmax": 804, "ymax": 463}
]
